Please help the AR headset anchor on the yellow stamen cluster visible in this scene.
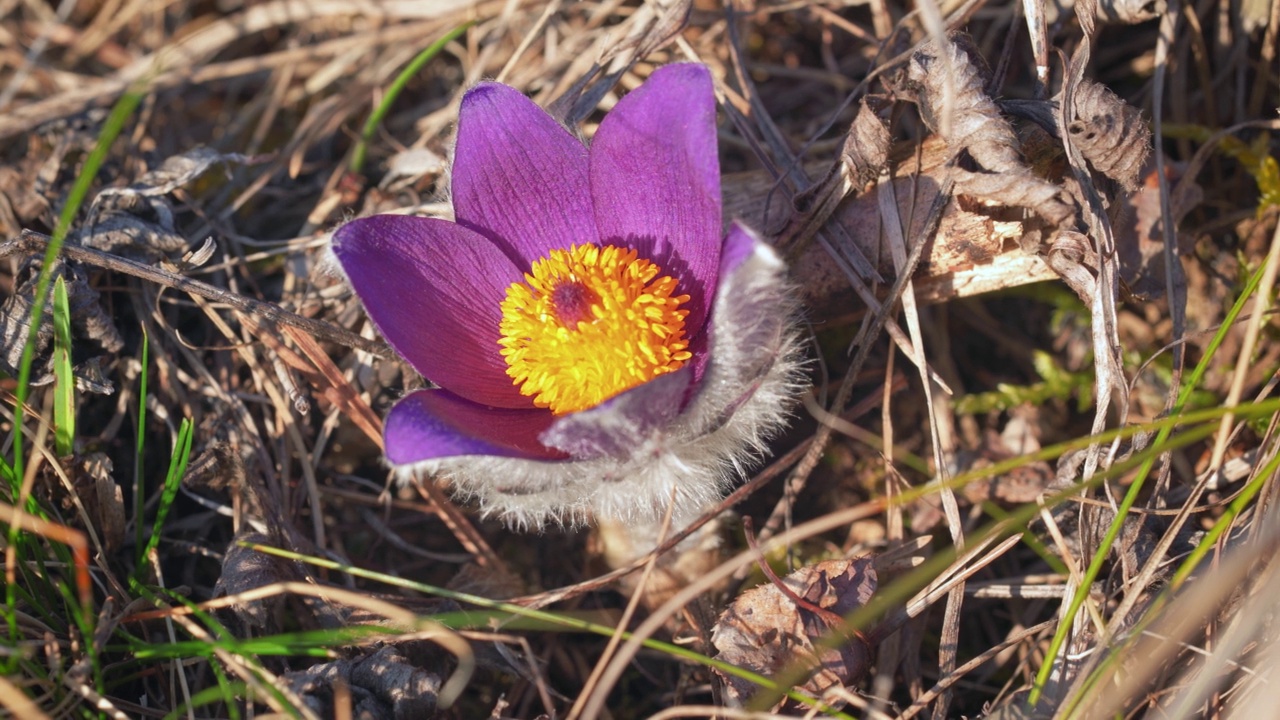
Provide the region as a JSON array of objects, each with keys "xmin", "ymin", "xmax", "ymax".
[{"xmin": 498, "ymin": 244, "xmax": 693, "ymax": 415}]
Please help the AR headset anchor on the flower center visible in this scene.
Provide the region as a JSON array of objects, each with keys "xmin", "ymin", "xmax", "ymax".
[{"xmin": 498, "ymin": 244, "xmax": 693, "ymax": 415}]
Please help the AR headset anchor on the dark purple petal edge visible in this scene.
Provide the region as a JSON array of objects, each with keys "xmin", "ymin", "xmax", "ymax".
[
  {"xmin": 385, "ymin": 389, "xmax": 563, "ymax": 464},
  {"xmin": 332, "ymin": 214, "xmax": 529, "ymax": 408}
]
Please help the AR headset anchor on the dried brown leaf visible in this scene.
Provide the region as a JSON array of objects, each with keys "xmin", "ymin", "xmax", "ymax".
[
  {"xmin": 1044, "ymin": 229, "xmax": 1101, "ymax": 304},
  {"xmin": 80, "ymin": 453, "xmax": 124, "ymax": 553},
  {"xmin": 41, "ymin": 452, "xmax": 125, "ymax": 553},
  {"xmin": 1097, "ymin": 0, "xmax": 1164, "ymax": 25},
  {"xmin": 1065, "ymin": 80, "xmax": 1151, "ymax": 192},
  {"xmin": 0, "ymin": 256, "xmax": 123, "ymax": 385},
  {"xmin": 841, "ymin": 99, "xmax": 894, "ymax": 189},
  {"xmin": 213, "ymin": 532, "xmax": 305, "ymax": 630},
  {"xmin": 280, "ymin": 646, "xmax": 442, "ymax": 720},
  {"xmin": 82, "ymin": 147, "xmax": 261, "ymax": 259},
  {"xmin": 711, "ymin": 557, "xmax": 876, "ymax": 707},
  {"xmin": 1116, "ymin": 162, "xmax": 1202, "ymax": 297},
  {"xmin": 901, "ymin": 36, "xmax": 1076, "ymax": 228}
]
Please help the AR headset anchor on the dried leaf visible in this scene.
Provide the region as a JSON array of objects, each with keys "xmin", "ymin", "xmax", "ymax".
[
  {"xmin": 0, "ymin": 114, "xmax": 105, "ymax": 237},
  {"xmin": 116, "ymin": 146, "xmax": 257, "ymax": 199},
  {"xmin": 841, "ymin": 99, "xmax": 894, "ymax": 189},
  {"xmin": 0, "ymin": 165, "xmax": 50, "ymax": 237},
  {"xmin": 183, "ymin": 406, "xmax": 263, "ymax": 498},
  {"xmin": 46, "ymin": 452, "xmax": 125, "ymax": 552},
  {"xmin": 280, "ymin": 646, "xmax": 442, "ymax": 720},
  {"xmin": 900, "ymin": 36, "xmax": 1076, "ymax": 228},
  {"xmin": 1064, "ymin": 80, "xmax": 1151, "ymax": 191},
  {"xmin": 0, "ymin": 256, "xmax": 123, "ymax": 386},
  {"xmin": 1096, "ymin": 0, "xmax": 1163, "ymax": 25},
  {"xmin": 77, "ymin": 213, "xmax": 189, "ymax": 259},
  {"xmin": 962, "ymin": 415, "xmax": 1055, "ymax": 506},
  {"xmin": 711, "ymin": 557, "xmax": 876, "ymax": 708},
  {"xmin": 82, "ymin": 146, "xmax": 260, "ymax": 259},
  {"xmin": 378, "ymin": 148, "xmax": 446, "ymax": 191},
  {"xmin": 1044, "ymin": 229, "xmax": 1100, "ymax": 304},
  {"xmin": 213, "ymin": 532, "xmax": 304, "ymax": 630},
  {"xmin": 84, "ymin": 453, "xmax": 125, "ymax": 552}
]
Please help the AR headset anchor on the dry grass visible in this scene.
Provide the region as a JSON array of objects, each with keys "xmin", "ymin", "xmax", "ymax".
[{"xmin": 2, "ymin": 0, "xmax": 1279, "ymax": 717}]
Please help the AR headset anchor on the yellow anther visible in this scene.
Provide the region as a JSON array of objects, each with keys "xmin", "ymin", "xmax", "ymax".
[{"xmin": 498, "ymin": 244, "xmax": 692, "ymax": 415}]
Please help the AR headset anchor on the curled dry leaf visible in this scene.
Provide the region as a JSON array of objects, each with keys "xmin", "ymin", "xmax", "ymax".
[
  {"xmin": 83, "ymin": 146, "xmax": 260, "ymax": 260},
  {"xmin": 1096, "ymin": 0, "xmax": 1164, "ymax": 24},
  {"xmin": 1065, "ymin": 79, "xmax": 1151, "ymax": 192},
  {"xmin": 0, "ymin": 256, "xmax": 123, "ymax": 387},
  {"xmin": 840, "ymin": 99, "xmax": 894, "ymax": 189},
  {"xmin": 1044, "ymin": 229, "xmax": 1101, "ymax": 303},
  {"xmin": 115, "ymin": 146, "xmax": 259, "ymax": 199},
  {"xmin": 38, "ymin": 452, "xmax": 125, "ymax": 552},
  {"xmin": 1040, "ymin": 0, "xmax": 1163, "ymax": 26},
  {"xmin": 900, "ymin": 36, "xmax": 1076, "ymax": 228},
  {"xmin": 280, "ymin": 645, "xmax": 442, "ymax": 720},
  {"xmin": 213, "ymin": 532, "xmax": 305, "ymax": 630},
  {"xmin": 75, "ymin": 212, "xmax": 189, "ymax": 259},
  {"xmin": 711, "ymin": 557, "xmax": 876, "ymax": 707}
]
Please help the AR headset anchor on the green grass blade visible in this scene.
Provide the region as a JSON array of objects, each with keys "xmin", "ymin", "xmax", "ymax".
[
  {"xmin": 1028, "ymin": 259, "xmax": 1269, "ymax": 706},
  {"xmin": 9, "ymin": 85, "xmax": 145, "ymax": 492},
  {"xmin": 51, "ymin": 276, "xmax": 75, "ymax": 457},
  {"xmin": 3, "ymin": 83, "xmax": 143, "ymax": 668},
  {"xmin": 136, "ymin": 418, "xmax": 193, "ymax": 573},
  {"xmin": 1058, "ymin": 424, "xmax": 1280, "ymax": 718},
  {"xmin": 133, "ymin": 329, "xmax": 149, "ymax": 560},
  {"xmin": 247, "ymin": 542, "xmax": 848, "ymax": 717},
  {"xmin": 348, "ymin": 21, "xmax": 474, "ymax": 174},
  {"xmin": 164, "ymin": 679, "xmax": 247, "ymax": 720}
]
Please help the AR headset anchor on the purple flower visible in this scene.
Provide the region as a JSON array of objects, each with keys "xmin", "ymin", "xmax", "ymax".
[{"xmin": 333, "ymin": 64, "xmax": 803, "ymax": 528}]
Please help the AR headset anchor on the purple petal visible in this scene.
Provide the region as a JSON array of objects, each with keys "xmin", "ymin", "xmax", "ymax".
[
  {"xmin": 332, "ymin": 215, "xmax": 528, "ymax": 408},
  {"xmin": 453, "ymin": 83, "xmax": 597, "ymax": 266},
  {"xmin": 681, "ymin": 225, "xmax": 758, "ymax": 391},
  {"xmin": 385, "ymin": 389, "xmax": 563, "ymax": 463},
  {"xmin": 718, "ymin": 220, "xmax": 758, "ymax": 276},
  {"xmin": 539, "ymin": 368, "xmax": 691, "ymax": 459},
  {"xmin": 590, "ymin": 64, "xmax": 722, "ymax": 336}
]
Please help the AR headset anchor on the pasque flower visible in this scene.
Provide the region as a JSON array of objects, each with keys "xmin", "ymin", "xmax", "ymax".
[{"xmin": 333, "ymin": 64, "xmax": 804, "ymax": 529}]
